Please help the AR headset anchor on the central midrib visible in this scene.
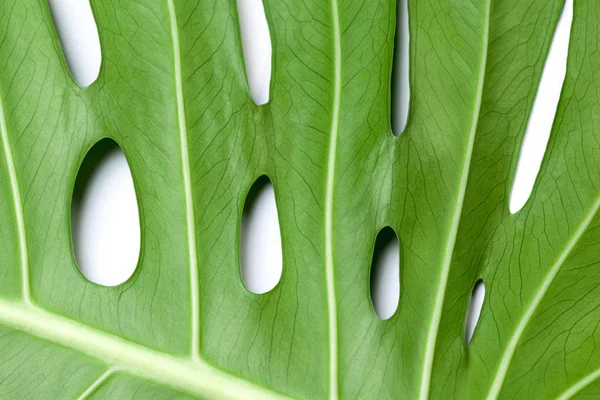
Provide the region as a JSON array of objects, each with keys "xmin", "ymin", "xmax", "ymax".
[
  {"xmin": 417, "ymin": 1, "xmax": 492, "ymax": 399},
  {"xmin": 325, "ymin": 0, "xmax": 343, "ymax": 398},
  {"xmin": 0, "ymin": 300, "xmax": 288, "ymax": 400}
]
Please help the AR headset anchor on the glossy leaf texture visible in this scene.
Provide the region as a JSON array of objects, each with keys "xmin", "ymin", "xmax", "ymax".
[{"xmin": 0, "ymin": 0, "xmax": 598, "ymax": 399}]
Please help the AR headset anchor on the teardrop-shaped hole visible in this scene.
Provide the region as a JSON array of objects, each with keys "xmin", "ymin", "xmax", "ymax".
[
  {"xmin": 465, "ymin": 279, "xmax": 485, "ymax": 345},
  {"xmin": 509, "ymin": 0, "xmax": 573, "ymax": 213},
  {"xmin": 236, "ymin": 0, "xmax": 272, "ymax": 105},
  {"xmin": 48, "ymin": 0, "xmax": 102, "ymax": 87},
  {"xmin": 391, "ymin": 0, "xmax": 410, "ymax": 136},
  {"xmin": 71, "ymin": 139, "xmax": 140, "ymax": 286},
  {"xmin": 240, "ymin": 176, "xmax": 282, "ymax": 294},
  {"xmin": 370, "ymin": 227, "xmax": 400, "ymax": 320}
]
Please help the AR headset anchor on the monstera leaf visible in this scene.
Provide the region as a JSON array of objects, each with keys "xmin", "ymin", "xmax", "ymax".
[{"xmin": 0, "ymin": 0, "xmax": 598, "ymax": 398}]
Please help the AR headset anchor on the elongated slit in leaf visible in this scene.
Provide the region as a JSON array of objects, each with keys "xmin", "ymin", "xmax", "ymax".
[
  {"xmin": 391, "ymin": 0, "xmax": 410, "ymax": 136},
  {"xmin": 465, "ymin": 280, "xmax": 485, "ymax": 345},
  {"xmin": 240, "ymin": 176, "xmax": 282, "ymax": 294},
  {"xmin": 236, "ymin": 0, "xmax": 272, "ymax": 105},
  {"xmin": 370, "ymin": 227, "xmax": 400, "ymax": 320},
  {"xmin": 48, "ymin": 0, "xmax": 102, "ymax": 87},
  {"xmin": 71, "ymin": 139, "xmax": 140, "ymax": 286},
  {"xmin": 509, "ymin": 0, "xmax": 573, "ymax": 214}
]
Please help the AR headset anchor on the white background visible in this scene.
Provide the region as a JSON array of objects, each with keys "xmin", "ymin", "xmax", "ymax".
[{"xmin": 48, "ymin": 0, "xmax": 573, "ymax": 343}]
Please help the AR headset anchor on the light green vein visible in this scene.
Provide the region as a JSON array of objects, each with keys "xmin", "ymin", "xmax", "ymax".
[
  {"xmin": 417, "ymin": 1, "xmax": 492, "ymax": 398},
  {"xmin": 0, "ymin": 301, "xmax": 288, "ymax": 400},
  {"xmin": 325, "ymin": 0, "xmax": 342, "ymax": 398},
  {"xmin": 486, "ymin": 196, "xmax": 600, "ymax": 400},
  {"xmin": 167, "ymin": 0, "xmax": 200, "ymax": 361},
  {"xmin": 0, "ymin": 92, "xmax": 30, "ymax": 305},
  {"xmin": 75, "ymin": 367, "xmax": 118, "ymax": 400},
  {"xmin": 556, "ymin": 368, "xmax": 600, "ymax": 400}
]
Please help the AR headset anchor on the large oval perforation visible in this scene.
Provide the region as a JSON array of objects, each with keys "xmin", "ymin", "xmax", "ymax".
[
  {"xmin": 240, "ymin": 176, "xmax": 282, "ymax": 294},
  {"xmin": 71, "ymin": 139, "xmax": 140, "ymax": 286}
]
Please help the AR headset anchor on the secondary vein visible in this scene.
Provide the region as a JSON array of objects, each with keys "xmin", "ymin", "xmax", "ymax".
[
  {"xmin": 325, "ymin": 0, "xmax": 343, "ymax": 398},
  {"xmin": 167, "ymin": 0, "xmax": 200, "ymax": 361},
  {"xmin": 486, "ymin": 196, "xmax": 600, "ymax": 400},
  {"xmin": 556, "ymin": 366, "xmax": 600, "ymax": 400},
  {"xmin": 417, "ymin": 1, "xmax": 492, "ymax": 398},
  {"xmin": 75, "ymin": 367, "xmax": 118, "ymax": 400},
  {"xmin": 0, "ymin": 91, "xmax": 30, "ymax": 305}
]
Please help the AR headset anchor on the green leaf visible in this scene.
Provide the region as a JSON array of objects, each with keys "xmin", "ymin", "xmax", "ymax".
[{"xmin": 0, "ymin": 0, "xmax": 598, "ymax": 398}]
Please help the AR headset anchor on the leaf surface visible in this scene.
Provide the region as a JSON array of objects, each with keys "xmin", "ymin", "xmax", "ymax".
[{"xmin": 0, "ymin": 0, "xmax": 599, "ymax": 399}]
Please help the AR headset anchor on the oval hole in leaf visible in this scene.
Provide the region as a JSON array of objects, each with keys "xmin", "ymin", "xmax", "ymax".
[
  {"xmin": 71, "ymin": 139, "xmax": 140, "ymax": 286},
  {"xmin": 48, "ymin": 0, "xmax": 102, "ymax": 87},
  {"xmin": 391, "ymin": 0, "xmax": 410, "ymax": 136},
  {"xmin": 240, "ymin": 176, "xmax": 282, "ymax": 294},
  {"xmin": 465, "ymin": 279, "xmax": 485, "ymax": 345},
  {"xmin": 236, "ymin": 0, "xmax": 272, "ymax": 105},
  {"xmin": 509, "ymin": 0, "xmax": 573, "ymax": 213},
  {"xmin": 370, "ymin": 227, "xmax": 400, "ymax": 320}
]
